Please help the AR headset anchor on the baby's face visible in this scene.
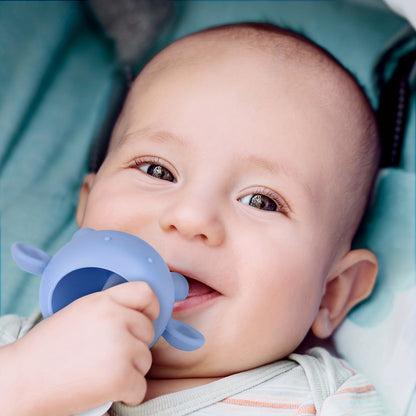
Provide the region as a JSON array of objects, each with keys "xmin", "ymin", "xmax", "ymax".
[{"xmin": 77, "ymin": 39, "xmax": 351, "ymax": 378}]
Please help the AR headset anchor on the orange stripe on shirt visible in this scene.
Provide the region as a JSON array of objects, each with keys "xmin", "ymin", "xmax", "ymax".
[
  {"xmin": 336, "ymin": 385, "xmax": 376, "ymax": 394},
  {"xmin": 295, "ymin": 405, "xmax": 317, "ymax": 415},
  {"xmin": 222, "ymin": 398, "xmax": 317, "ymax": 414},
  {"xmin": 221, "ymin": 398, "xmax": 299, "ymax": 409},
  {"xmin": 337, "ymin": 359, "xmax": 356, "ymax": 376}
]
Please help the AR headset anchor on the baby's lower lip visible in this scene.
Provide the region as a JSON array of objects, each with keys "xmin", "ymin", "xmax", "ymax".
[{"xmin": 173, "ymin": 278, "xmax": 219, "ymax": 312}]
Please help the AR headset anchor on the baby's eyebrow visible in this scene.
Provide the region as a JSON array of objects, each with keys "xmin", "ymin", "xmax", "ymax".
[
  {"xmin": 120, "ymin": 128, "xmax": 186, "ymax": 148},
  {"xmin": 241, "ymin": 154, "xmax": 313, "ymax": 198}
]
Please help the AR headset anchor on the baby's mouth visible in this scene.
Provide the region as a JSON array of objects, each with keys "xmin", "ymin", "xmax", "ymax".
[
  {"xmin": 186, "ymin": 277, "xmax": 215, "ymax": 297},
  {"xmin": 173, "ymin": 277, "xmax": 219, "ymax": 312}
]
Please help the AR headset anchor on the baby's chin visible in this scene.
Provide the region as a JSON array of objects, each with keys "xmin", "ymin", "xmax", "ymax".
[
  {"xmin": 148, "ymin": 340, "xmax": 217, "ymax": 379},
  {"xmin": 148, "ymin": 340, "xmax": 289, "ymax": 382}
]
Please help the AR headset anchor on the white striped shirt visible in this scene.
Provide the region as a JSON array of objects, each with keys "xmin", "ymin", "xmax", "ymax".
[{"xmin": 110, "ymin": 348, "xmax": 387, "ymax": 416}]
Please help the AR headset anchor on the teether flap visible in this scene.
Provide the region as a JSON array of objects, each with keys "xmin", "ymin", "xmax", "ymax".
[
  {"xmin": 11, "ymin": 242, "xmax": 51, "ymax": 276},
  {"xmin": 163, "ymin": 318, "xmax": 205, "ymax": 351}
]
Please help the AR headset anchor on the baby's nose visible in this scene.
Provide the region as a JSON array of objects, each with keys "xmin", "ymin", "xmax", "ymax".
[{"xmin": 158, "ymin": 192, "xmax": 225, "ymax": 246}]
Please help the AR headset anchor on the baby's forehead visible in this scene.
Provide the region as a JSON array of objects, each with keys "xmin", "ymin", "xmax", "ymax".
[
  {"xmin": 133, "ymin": 25, "xmax": 361, "ymax": 114},
  {"xmin": 126, "ymin": 27, "xmax": 361, "ymax": 135}
]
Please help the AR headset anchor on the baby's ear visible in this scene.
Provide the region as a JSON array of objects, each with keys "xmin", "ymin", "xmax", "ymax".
[
  {"xmin": 311, "ymin": 249, "xmax": 378, "ymax": 339},
  {"xmin": 76, "ymin": 173, "xmax": 96, "ymax": 226}
]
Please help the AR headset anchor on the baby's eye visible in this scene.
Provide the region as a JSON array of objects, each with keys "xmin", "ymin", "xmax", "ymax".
[
  {"xmin": 139, "ymin": 163, "xmax": 175, "ymax": 182},
  {"xmin": 239, "ymin": 193, "xmax": 279, "ymax": 212}
]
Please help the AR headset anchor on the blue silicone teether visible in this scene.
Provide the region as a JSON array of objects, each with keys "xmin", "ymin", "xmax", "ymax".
[{"xmin": 12, "ymin": 228, "xmax": 205, "ymax": 416}]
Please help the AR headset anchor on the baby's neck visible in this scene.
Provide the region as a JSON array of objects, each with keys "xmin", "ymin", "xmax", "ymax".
[{"xmin": 145, "ymin": 376, "xmax": 220, "ymax": 401}]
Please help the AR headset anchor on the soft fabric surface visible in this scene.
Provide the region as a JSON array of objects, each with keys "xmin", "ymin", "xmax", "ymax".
[{"xmin": 0, "ymin": 1, "xmax": 414, "ymax": 415}]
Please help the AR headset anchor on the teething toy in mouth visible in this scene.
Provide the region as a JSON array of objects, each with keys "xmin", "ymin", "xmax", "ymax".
[{"xmin": 12, "ymin": 228, "xmax": 205, "ymax": 416}]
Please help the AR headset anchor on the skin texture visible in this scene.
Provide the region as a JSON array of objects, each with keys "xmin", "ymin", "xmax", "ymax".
[{"xmin": 1, "ymin": 25, "xmax": 379, "ymax": 414}]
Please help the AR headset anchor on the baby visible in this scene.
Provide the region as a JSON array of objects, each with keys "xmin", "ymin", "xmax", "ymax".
[{"xmin": 0, "ymin": 23, "xmax": 386, "ymax": 415}]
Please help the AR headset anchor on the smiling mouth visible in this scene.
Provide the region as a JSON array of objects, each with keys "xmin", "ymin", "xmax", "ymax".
[{"xmin": 173, "ymin": 277, "xmax": 219, "ymax": 312}]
